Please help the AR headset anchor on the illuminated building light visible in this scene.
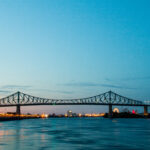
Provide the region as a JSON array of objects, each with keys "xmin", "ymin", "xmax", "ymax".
[{"xmin": 41, "ymin": 113, "xmax": 48, "ymax": 118}]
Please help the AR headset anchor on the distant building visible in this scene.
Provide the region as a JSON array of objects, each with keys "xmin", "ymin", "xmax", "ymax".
[
  {"xmin": 67, "ymin": 110, "xmax": 72, "ymax": 117},
  {"xmin": 122, "ymin": 108, "xmax": 129, "ymax": 113},
  {"xmin": 72, "ymin": 113, "xmax": 77, "ymax": 117}
]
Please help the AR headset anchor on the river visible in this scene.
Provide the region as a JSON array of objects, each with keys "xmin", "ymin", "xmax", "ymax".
[{"xmin": 0, "ymin": 118, "xmax": 150, "ymax": 150}]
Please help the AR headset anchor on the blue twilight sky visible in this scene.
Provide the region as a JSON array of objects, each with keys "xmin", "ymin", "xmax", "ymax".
[{"xmin": 0, "ymin": 0, "xmax": 150, "ymax": 114}]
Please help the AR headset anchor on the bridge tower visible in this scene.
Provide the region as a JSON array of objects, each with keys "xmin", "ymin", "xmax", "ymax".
[
  {"xmin": 108, "ymin": 91, "xmax": 113, "ymax": 117},
  {"xmin": 109, "ymin": 104, "xmax": 112, "ymax": 117},
  {"xmin": 144, "ymin": 105, "xmax": 148, "ymax": 115},
  {"xmin": 16, "ymin": 91, "xmax": 21, "ymax": 115}
]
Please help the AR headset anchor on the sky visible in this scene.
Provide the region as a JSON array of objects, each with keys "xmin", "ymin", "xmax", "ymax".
[{"xmin": 0, "ymin": 0, "xmax": 150, "ymax": 114}]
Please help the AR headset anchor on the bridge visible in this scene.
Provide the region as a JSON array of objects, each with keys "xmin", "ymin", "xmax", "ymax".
[{"xmin": 0, "ymin": 91, "xmax": 149, "ymax": 116}]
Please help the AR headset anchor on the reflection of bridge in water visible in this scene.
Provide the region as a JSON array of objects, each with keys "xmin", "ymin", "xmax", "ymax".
[{"xmin": 0, "ymin": 91, "xmax": 149, "ymax": 116}]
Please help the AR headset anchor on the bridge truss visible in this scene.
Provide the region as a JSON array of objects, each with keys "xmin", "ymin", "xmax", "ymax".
[{"xmin": 0, "ymin": 91, "xmax": 145, "ymax": 107}]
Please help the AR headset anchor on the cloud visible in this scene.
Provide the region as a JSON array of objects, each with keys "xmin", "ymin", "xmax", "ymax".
[
  {"xmin": 62, "ymin": 82, "xmax": 99, "ymax": 87},
  {"xmin": 1, "ymin": 85, "xmax": 31, "ymax": 89},
  {"xmin": 123, "ymin": 76, "xmax": 150, "ymax": 81},
  {"xmin": 33, "ymin": 89, "xmax": 74, "ymax": 94},
  {"xmin": 106, "ymin": 76, "xmax": 150, "ymax": 82},
  {"xmin": 61, "ymin": 82, "xmax": 136, "ymax": 90},
  {"xmin": 56, "ymin": 91, "xmax": 74, "ymax": 94},
  {"xmin": 0, "ymin": 85, "xmax": 73, "ymax": 95},
  {"xmin": 0, "ymin": 90, "xmax": 11, "ymax": 93}
]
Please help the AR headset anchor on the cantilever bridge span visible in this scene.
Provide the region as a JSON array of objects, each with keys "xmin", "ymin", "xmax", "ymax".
[{"xmin": 0, "ymin": 91, "xmax": 149, "ymax": 115}]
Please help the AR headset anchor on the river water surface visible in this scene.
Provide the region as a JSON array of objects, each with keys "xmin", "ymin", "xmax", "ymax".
[{"xmin": 0, "ymin": 118, "xmax": 150, "ymax": 150}]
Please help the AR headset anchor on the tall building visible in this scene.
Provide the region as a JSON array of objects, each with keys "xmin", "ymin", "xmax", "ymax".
[{"xmin": 67, "ymin": 110, "xmax": 72, "ymax": 117}]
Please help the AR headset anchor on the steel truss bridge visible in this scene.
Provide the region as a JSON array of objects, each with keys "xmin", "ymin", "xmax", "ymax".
[{"xmin": 0, "ymin": 91, "xmax": 149, "ymax": 115}]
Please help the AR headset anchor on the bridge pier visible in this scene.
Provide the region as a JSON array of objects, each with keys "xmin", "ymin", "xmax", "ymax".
[
  {"xmin": 108, "ymin": 104, "xmax": 112, "ymax": 117},
  {"xmin": 144, "ymin": 105, "xmax": 148, "ymax": 115},
  {"xmin": 16, "ymin": 105, "xmax": 21, "ymax": 115}
]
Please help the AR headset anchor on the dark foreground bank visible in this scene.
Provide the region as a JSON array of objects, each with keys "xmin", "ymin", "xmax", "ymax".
[{"xmin": 104, "ymin": 112, "xmax": 149, "ymax": 118}]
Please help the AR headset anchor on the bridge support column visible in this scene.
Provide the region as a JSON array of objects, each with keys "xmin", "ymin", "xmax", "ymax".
[
  {"xmin": 16, "ymin": 105, "xmax": 21, "ymax": 115},
  {"xmin": 144, "ymin": 105, "xmax": 148, "ymax": 115},
  {"xmin": 109, "ymin": 104, "xmax": 112, "ymax": 117}
]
